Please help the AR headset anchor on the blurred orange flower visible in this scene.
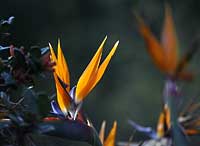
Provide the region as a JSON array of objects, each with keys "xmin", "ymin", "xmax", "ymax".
[{"xmin": 136, "ymin": 4, "xmax": 195, "ymax": 80}]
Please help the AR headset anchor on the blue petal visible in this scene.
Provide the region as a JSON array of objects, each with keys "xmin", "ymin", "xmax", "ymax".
[
  {"xmin": 50, "ymin": 100, "xmax": 64, "ymax": 116},
  {"xmin": 128, "ymin": 120, "xmax": 157, "ymax": 139},
  {"xmin": 69, "ymin": 86, "xmax": 76, "ymax": 100}
]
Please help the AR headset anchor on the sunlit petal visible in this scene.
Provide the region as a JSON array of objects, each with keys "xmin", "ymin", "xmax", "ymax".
[
  {"xmin": 49, "ymin": 43, "xmax": 58, "ymax": 74},
  {"xmin": 49, "ymin": 43, "xmax": 61, "ymax": 78},
  {"xmin": 99, "ymin": 120, "xmax": 106, "ymax": 144},
  {"xmin": 104, "ymin": 121, "xmax": 117, "ymax": 146},
  {"xmin": 57, "ymin": 39, "xmax": 70, "ymax": 91},
  {"xmin": 49, "ymin": 43, "xmax": 57, "ymax": 63},
  {"xmin": 54, "ymin": 73, "xmax": 71, "ymax": 115},
  {"xmin": 89, "ymin": 41, "xmax": 119, "ymax": 93},
  {"xmin": 75, "ymin": 36, "xmax": 107, "ymax": 103}
]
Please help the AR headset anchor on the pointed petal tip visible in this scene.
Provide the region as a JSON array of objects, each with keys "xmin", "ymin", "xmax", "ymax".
[
  {"xmin": 58, "ymin": 38, "xmax": 61, "ymax": 45},
  {"xmin": 99, "ymin": 120, "xmax": 107, "ymax": 144},
  {"xmin": 111, "ymin": 40, "xmax": 119, "ymax": 53},
  {"xmin": 48, "ymin": 42, "xmax": 52, "ymax": 47},
  {"xmin": 113, "ymin": 121, "xmax": 117, "ymax": 127},
  {"xmin": 110, "ymin": 40, "xmax": 119, "ymax": 54},
  {"xmin": 102, "ymin": 36, "xmax": 108, "ymax": 44},
  {"xmin": 101, "ymin": 120, "xmax": 106, "ymax": 127},
  {"xmin": 104, "ymin": 121, "xmax": 117, "ymax": 146},
  {"xmin": 57, "ymin": 39, "xmax": 61, "ymax": 49},
  {"xmin": 75, "ymin": 37, "xmax": 107, "ymax": 101},
  {"xmin": 115, "ymin": 40, "xmax": 119, "ymax": 46}
]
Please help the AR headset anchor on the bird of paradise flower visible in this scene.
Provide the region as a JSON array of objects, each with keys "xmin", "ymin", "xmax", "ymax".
[
  {"xmin": 49, "ymin": 36, "xmax": 119, "ymax": 121},
  {"xmin": 135, "ymin": 5, "xmax": 197, "ymax": 81},
  {"xmin": 40, "ymin": 37, "xmax": 119, "ymax": 146}
]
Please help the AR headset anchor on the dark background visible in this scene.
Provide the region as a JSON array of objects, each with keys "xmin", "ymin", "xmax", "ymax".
[{"xmin": 1, "ymin": 0, "xmax": 200, "ymax": 143}]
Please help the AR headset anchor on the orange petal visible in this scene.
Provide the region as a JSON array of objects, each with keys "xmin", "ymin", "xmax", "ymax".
[
  {"xmin": 49, "ymin": 43, "xmax": 58, "ymax": 68},
  {"xmin": 104, "ymin": 121, "xmax": 117, "ymax": 146},
  {"xmin": 49, "ymin": 43, "xmax": 61, "ymax": 77},
  {"xmin": 99, "ymin": 121, "xmax": 106, "ymax": 144},
  {"xmin": 135, "ymin": 14, "xmax": 167, "ymax": 73},
  {"xmin": 57, "ymin": 39, "xmax": 70, "ymax": 91},
  {"xmin": 161, "ymin": 4, "xmax": 178, "ymax": 74},
  {"xmin": 50, "ymin": 42, "xmax": 71, "ymax": 114},
  {"xmin": 76, "ymin": 40, "xmax": 118, "ymax": 104},
  {"xmin": 89, "ymin": 41, "xmax": 119, "ymax": 93},
  {"xmin": 156, "ymin": 111, "xmax": 165, "ymax": 138},
  {"xmin": 75, "ymin": 36, "xmax": 106, "ymax": 103},
  {"xmin": 54, "ymin": 73, "xmax": 71, "ymax": 115}
]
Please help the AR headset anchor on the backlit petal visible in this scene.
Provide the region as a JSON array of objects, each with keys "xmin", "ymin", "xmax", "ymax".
[
  {"xmin": 135, "ymin": 14, "xmax": 167, "ymax": 73},
  {"xmin": 49, "ymin": 43, "xmax": 57, "ymax": 63},
  {"xmin": 99, "ymin": 121, "xmax": 106, "ymax": 144},
  {"xmin": 54, "ymin": 73, "xmax": 71, "ymax": 115},
  {"xmin": 104, "ymin": 121, "xmax": 117, "ymax": 146},
  {"xmin": 49, "ymin": 43, "xmax": 58, "ymax": 73},
  {"xmin": 75, "ymin": 36, "xmax": 107, "ymax": 103},
  {"xmin": 57, "ymin": 39, "xmax": 70, "ymax": 91},
  {"xmin": 161, "ymin": 4, "xmax": 178, "ymax": 74},
  {"xmin": 89, "ymin": 41, "xmax": 119, "ymax": 92},
  {"xmin": 76, "ymin": 40, "xmax": 118, "ymax": 104}
]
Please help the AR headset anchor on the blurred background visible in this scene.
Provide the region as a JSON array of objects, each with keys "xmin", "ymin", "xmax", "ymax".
[{"xmin": 1, "ymin": 0, "xmax": 200, "ymax": 143}]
